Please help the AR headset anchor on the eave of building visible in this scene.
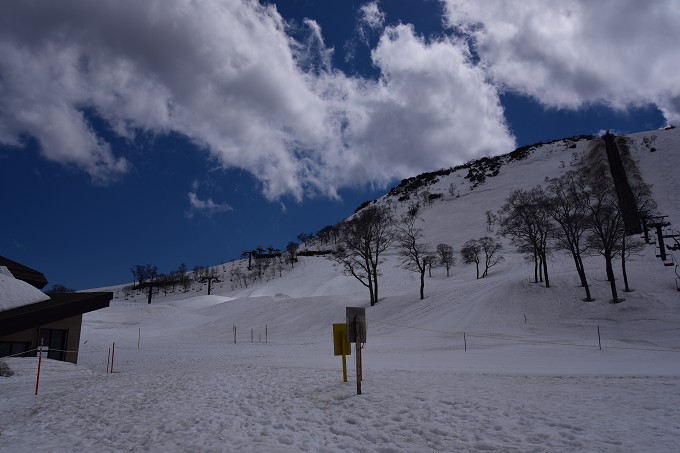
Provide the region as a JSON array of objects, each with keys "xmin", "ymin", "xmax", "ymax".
[
  {"xmin": 0, "ymin": 256, "xmax": 49, "ymax": 289},
  {"xmin": 0, "ymin": 292, "xmax": 112, "ymax": 337}
]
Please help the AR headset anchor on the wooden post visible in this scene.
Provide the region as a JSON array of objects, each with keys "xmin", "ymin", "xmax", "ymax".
[
  {"xmin": 337, "ymin": 331, "xmax": 348, "ymax": 382},
  {"xmin": 524, "ymin": 314, "xmax": 527, "ymax": 324},
  {"xmin": 355, "ymin": 317, "xmax": 362, "ymax": 395},
  {"xmin": 111, "ymin": 342, "xmax": 116, "ymax": 373},
  {"xmin": 107, "ymin": 347, "xmax": 111, "ymax": 373},
  {"xmin": 138, "ymin": 328, "xmax": 141, "ymax": 350},
  {"xmin": 251, "ymin": 328, "xmax": 253, "ymax": 343},
  {"xmin": 233, "ymin": 324, "xmax": 236, "ymax": 344},
  {"xmin": 266, "ymin": 325, "xmax": 268, "ymax": 343},
  {"xmin": 598, "ymin": 326, "xmax": 602, "ymax": 350},
  {"xmin": 35, "ymin": 338, "xmax": 44, "ymax": 395},
  {"xmin": 464, "ymin": 332, "xmax": 467, "ymax": 351}
]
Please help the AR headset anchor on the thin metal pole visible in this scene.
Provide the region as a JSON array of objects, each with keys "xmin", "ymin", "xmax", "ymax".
[{"xmin": 35, "ymin": 338, "xmax": 44, "ymax": 395}]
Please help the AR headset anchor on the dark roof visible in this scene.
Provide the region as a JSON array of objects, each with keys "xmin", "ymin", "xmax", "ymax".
[
  {"xmin": 0, "ymin": 256, "xmax": 48, "ymax": 289},
  {"xmin": 0, "ymin": 291, "xmax": 112, "ymax": 337}
]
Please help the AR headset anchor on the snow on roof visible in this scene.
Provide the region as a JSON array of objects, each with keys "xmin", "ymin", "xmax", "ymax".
[{"xmin": 0, "ymin": 266, "xmax": 50, "ymax": 312}]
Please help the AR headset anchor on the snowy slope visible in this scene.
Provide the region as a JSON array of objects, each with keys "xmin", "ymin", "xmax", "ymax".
[{"xmin": 2, "ymin": 129, "xmax": 680, "ymax": 452}]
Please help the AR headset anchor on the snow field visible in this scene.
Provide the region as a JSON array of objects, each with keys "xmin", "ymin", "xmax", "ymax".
[{"xmin": 3, "ymin": 127, "xmax": 680, "ymax": 451}]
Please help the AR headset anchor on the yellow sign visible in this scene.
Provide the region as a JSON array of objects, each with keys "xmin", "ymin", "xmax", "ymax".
[
  {"xmin": 333, "ymin": 323, "xmax": 351, "ymax": 356},
  {"xmin": 333, "ymin": 323, "xmax": 351, "ymax": 382}
]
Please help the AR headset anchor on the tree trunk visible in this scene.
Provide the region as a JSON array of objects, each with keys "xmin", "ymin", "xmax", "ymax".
[
  {"xmin": 476, "ymin": 262, "xmax": 480, "ymax": 279},
  {"xmin": 621, "ymin": 235, "xmax": 631, "ymax": 292},
  {"xmin": 420, "ymin": 267, "xmax": 425, "ymax": 300},
  {"xmin": 541, "ymin": 251, "xmax": 550, "ymax": 288},
  {"xmin": 622, "ymin": 256, "xmax": 630, "ymax": 292},
  {"xmin": 533, "ymin": 254, "xmax": 539, "ymax": 283},
  {"xmin": 371, "ymin": 270, "xmax": 379, "ymax": 306},
  {"xmin": 605, "ymin": 256, "xmax": 619, "ymax": 303}
]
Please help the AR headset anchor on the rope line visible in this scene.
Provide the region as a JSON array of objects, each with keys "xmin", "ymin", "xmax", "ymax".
[{"xmin": 367, "ymin": 318, "xmax": 680, "ymax": 353}]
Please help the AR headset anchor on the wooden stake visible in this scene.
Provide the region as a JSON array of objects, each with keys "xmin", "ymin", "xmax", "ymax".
[
  {"xmin": 265, "ymin": 325, "xmax": 268, "ymax": 343},
  {"xmin": 337, "ymin": 331, "xmax": 348, "ymax": 382},
  {"xmin": 464, "ymin": 332, "xmax": 467, "ymax": 351},
  {"xmin": 137, "ymin": 328, "xmax": 141, "ymax": 350},
  {"xmin": 107, "ymin": 347, "xmax": 111, "ymax": 373},
  {"xmin": 111, "ymin": 342, "xmax": 116, "ymax": 373},
  {"xmin": 355, "ymin": 317, "xmax": 362, "ymax": 395},
  {"xmin": 598, "ymin": 325, "xmax": 602, "ymax": 350}
]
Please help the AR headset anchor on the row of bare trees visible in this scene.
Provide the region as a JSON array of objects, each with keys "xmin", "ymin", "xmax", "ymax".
[
  {"xmin": 497, "ymin": 155, "xmax": 655, "ymax": 303},
  {"xmin": 328, "ymin": 201, "xmax": 503, "ymax": 304},
  {"xmin": 126, "ymin": 263, "xmax": 225, "ymax": 302}
]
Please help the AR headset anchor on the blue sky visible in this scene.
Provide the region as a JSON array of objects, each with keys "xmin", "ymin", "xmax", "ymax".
[{"xmin": 0, "ymin": 0, "xmax": 675, "ymax": 289}]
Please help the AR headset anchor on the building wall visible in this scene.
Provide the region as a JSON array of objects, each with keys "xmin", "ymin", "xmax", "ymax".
[{"xmin": 0, "ymin": 314, "xmax": 83, "ymax": 364}]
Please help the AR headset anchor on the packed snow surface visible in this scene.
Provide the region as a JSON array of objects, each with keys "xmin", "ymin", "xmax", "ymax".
[
  {"xmin": 0, "ymin": 266, "xmax": 50, "ymax": 311},
  {"xmin": 2, "ymin": 128, "xmax": 680, "ymax": 452}
]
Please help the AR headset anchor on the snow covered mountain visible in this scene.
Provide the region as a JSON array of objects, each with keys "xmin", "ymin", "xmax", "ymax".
[{"xmin": 2, "ymin": 127, "xmax": 680, "ymax": 451}]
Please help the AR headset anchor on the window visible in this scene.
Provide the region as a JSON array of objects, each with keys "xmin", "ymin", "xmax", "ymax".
[
  {"xmin": 0, "ymin": 341, "xmax": 31, "ymax": 358},
  {"xmin": 37, "ymin": 328, "xmax": 68, "ymax": 361}
]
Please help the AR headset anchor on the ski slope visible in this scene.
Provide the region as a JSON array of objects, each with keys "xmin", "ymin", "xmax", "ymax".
[{"xmin": 2, "ymin": 127, "xmax": 680, "ymax": 452}]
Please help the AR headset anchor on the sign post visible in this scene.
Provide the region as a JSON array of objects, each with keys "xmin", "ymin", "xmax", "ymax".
[
  {"xmin": 333, "ymin": 323, "xmax": 351, "ymax": 382},
  {"xmin": 346, "ymin": 307, "xmax": 367, "ymax": 395}
]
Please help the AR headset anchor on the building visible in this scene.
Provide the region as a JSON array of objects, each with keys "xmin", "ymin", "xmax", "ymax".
[{"xmin": 0, "ymin": 257, "xmax": 112, "ymax": 364}]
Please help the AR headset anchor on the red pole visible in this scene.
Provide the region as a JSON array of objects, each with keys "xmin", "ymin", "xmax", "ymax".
[
  {"xmin": 35, "ymin": 338, "xmax": 44, "ymax": 395},
  {"xmin": 111, "ymin": 342, "xmax": 116, "ymax": 373}
]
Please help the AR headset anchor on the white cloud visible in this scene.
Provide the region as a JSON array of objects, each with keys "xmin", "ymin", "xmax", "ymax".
[
  {"xmin": 442, "ymin": 0, "xmax": 680, "ymax": 124},
  {"xmin": 0, "ymin": 0, "xmax": 515, "ymax": 200},
  {"xmin": 360, "ymin": 1, "xmax": 385, "ymax": 30},
  {"xmin": 186, "ymin": 192, "xmax": 233, "ymax": 218}
]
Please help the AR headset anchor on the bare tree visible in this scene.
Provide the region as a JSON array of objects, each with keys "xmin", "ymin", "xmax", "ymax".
[
  {"xmin": 448, "ymin": 182, "xmax": 459, "ymax": 198},
  {"xmin": 396, "ymin": 206, "xmax": 431, "ymax": 300},
  {"xmin": 585, "ymin": 180, "xmax": 625, "ymax": 303},
  {"xmin": 485, "ymin": 210, "xmax": 496, "ymax": 232},
  {"xmin": 285, "ymin": 241, "xmax": 299, "ymax": 268},
  {"xmin": 276, "ymin": 257, "xmax": 285, "ymax": 277},
  {"xmin": 498, "ymin": 187, "xmax": 553, "ymax": 287},
  {"xmin": 47, "ymin": 283, "xmax": 75, "ymax": 293},
  {"xmin": 131, "ymin": 264, "xmax": 148, "ymax": 288},
  {"xmin": 297, "ymin": 232, "xmax": 313, "ymax": 247},
  {"xmin": 425, "ymin": 254, "xmax": 437, "ymax": 277},
  {"xmin": 436, "ymin": 243, "xmax": 455, "ymax": 277},
  {"xmin": 461, "ymin": 239, "xmax": 482, "ymax": 279},
  {"xmin": 479, "ymin": 236, "xmax": 504, "ymax": 278},
  {"xmin": 619, "ymin": 233, "xmax": 645, "ymax": 292},
  {"xmin": 332, "ymin": 205, "xmax": 394, "ymax": 305},
  {"xmin": 546, "ymin": 169, "xmax": 593, "ymax": 300}
]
